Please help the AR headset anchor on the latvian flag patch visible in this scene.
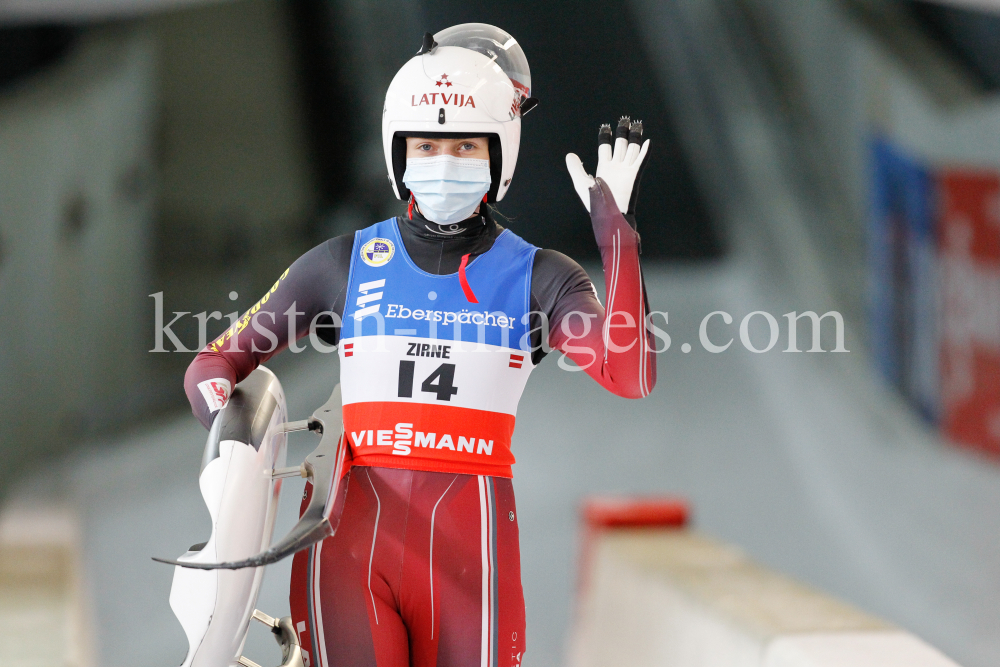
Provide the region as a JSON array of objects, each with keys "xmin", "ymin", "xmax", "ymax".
[
  {"xmin": 343, "ymin": 342, "xmax": 354, "ymax": 358},
  {"xmin": 509, "ymin": 353, "xmax": 524, "ymax": 369}
]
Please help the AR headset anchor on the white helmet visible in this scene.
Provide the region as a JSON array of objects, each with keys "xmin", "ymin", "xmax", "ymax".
[{"xmin": 382, "ymin": 23, "xmax": 537, "ymax": 203}]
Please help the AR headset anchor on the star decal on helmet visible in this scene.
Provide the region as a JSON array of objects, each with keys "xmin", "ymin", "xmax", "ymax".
[{"xmin": 435, "ymin": 74, "xmax": 453, "ymax": 87}]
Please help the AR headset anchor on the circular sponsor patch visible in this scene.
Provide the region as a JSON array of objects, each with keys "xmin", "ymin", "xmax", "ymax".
[{"xmin": 360, "ymin": 238, "xmax": 394, "ymax": 267}]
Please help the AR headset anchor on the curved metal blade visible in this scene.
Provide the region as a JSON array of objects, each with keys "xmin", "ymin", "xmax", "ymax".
[{"xmin": 155, "ymin": 385, "xmax": 346, "ymax": 571}]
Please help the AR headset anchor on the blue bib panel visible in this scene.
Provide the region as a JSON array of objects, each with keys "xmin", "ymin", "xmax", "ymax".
[
  {"xmin": 339, "ymin": 218, "xmax": 539, "ymax": 478},
  {"xmin": 343, "ymin": 218, "xmax": 537, "ymax": 347}
]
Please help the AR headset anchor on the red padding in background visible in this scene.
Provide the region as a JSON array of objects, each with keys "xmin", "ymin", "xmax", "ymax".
[
  {"xmin": 582, "ymin": 495, "xmax": 689, "ymax": 529},
  {"xmin": 576, "ymin": 496, "xmax": 689, "ymax": 598}
]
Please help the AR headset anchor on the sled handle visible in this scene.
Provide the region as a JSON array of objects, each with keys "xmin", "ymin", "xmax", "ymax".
[{"xmin": 154, "ymin": 384, "xmax": 345, "ymax": 571}]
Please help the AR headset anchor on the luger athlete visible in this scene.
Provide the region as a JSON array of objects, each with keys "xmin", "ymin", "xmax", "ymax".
[{"xmin": 184, "ymin": 23, "xmax": 655, "ymax": 667}]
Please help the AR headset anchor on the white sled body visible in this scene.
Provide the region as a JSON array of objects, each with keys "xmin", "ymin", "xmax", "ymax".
[{"xmin": 168, "ymin": 367, "xmax": 288, "ymax": 667}]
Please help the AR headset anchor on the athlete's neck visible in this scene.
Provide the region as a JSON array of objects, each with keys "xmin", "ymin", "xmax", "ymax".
[
  {"xmin": 398, "ymin": 201, "xmax": 502, "ymax": 275},
  {"xmin": 406, "ymin": 201, "xmax": 489, "ymax": 239}
]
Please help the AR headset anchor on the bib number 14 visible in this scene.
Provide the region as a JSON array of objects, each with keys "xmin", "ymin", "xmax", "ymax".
[{"xmin": 398, "ymin": 361, "xmax": 458, "ymax": 401}]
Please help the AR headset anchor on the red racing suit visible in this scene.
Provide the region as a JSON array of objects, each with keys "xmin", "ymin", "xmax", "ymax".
[{"xmin": 183, "ymin": 179, "xmax": 655, "ymax": 667}]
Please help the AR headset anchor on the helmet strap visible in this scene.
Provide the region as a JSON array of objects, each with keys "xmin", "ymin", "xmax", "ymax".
[{"xmin": 486, "ymin": 135, "xmax": 502, "ymax": 202}]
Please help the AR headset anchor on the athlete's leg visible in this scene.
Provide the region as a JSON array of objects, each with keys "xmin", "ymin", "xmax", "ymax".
[
  {"xmin": 489, "ymin": 477, "xmax": 527, "ymax": 667},
  {"xmin": 290, "ymin": 468, "xmax": 409, "ymax": 667},
  {"xmin": 291, "ymin": 469, "xmax": 526, "ymax": 667},
  {"xmin": 401, "ymin": 473, "xmax": 526, "ymax": 667}
]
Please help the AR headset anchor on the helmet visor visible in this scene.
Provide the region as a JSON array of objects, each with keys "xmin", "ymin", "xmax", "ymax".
[{"xmin": 433, "ymin": 23, "xmax": 531, "ymax": 100}]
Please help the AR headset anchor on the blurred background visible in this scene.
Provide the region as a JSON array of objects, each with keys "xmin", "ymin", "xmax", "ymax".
[{"xmin": 1, "ymin": 0, "xmax": 1000, "ymax": 665}]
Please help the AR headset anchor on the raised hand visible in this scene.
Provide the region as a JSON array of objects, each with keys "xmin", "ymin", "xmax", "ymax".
[{"xmin": 566, "ymin": 116, "xmax": 650, "ymax": 214}]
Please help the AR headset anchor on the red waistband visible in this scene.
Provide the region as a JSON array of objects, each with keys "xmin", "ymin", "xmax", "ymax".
[{"xmin": 342, "ymin": 401, "xmax": 516, "ymax": 477}]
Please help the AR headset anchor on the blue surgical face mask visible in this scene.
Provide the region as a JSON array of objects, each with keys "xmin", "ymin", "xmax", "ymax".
[{"xmin": 402, "ymin": 155, "xmax": 492, "ymax": 225}]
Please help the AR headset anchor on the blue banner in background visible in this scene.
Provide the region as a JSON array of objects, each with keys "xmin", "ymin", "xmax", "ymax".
[{"xmin": 869, "ymin": 136, "xmax": 939, "ymax": 423}]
